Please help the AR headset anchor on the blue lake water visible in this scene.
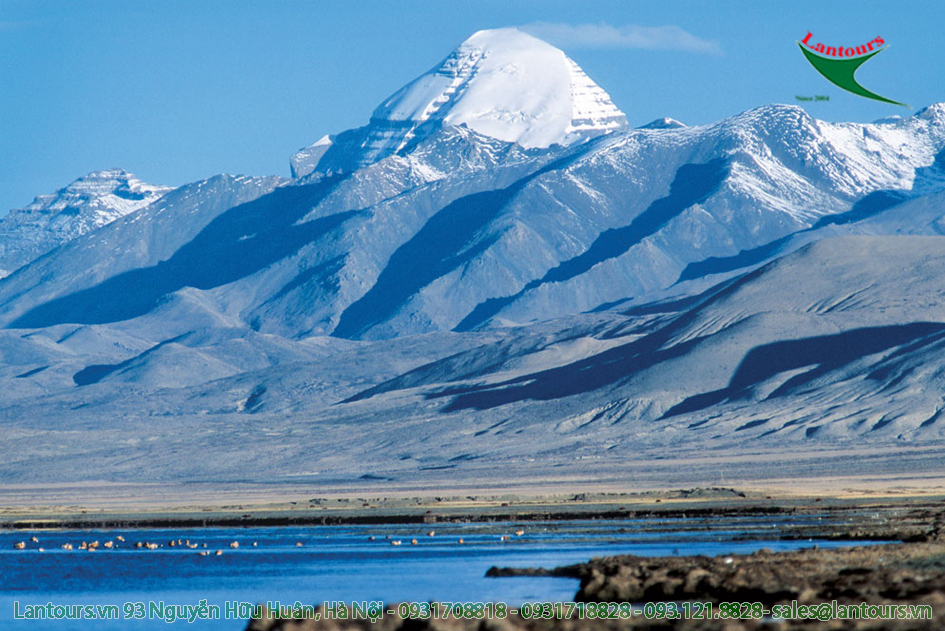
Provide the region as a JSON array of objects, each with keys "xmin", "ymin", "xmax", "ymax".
[{"xmin": 1, "ymin": 516, "xmax": 878, "ymax": 630}]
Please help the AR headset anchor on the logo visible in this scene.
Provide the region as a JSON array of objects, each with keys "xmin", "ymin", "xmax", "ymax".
[{"xmin": 797, "ymin": 32, "xmax": 906, "ymax": 106}]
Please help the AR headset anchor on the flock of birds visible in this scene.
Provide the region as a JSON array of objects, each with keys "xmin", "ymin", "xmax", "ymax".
[
  {"xmin": 374, "ymin": 529, "xmax": 525, "ymax": 546},
  {"xmin": 11, "ymin": 529, "xmax": 528, "ymax": 554},
  {"xmin": 11, "ymin": 534, "xmax": 243, "ymax": 556}
]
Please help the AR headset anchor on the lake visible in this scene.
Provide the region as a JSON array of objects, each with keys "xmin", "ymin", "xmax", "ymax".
[{"xmin": 1, "ymin": 515, "xmax": 879, "ymax": 629}]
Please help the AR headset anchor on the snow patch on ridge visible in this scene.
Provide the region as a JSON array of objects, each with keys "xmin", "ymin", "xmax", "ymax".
[{"xmin": 290, "ymin": 135, "xmax": 335, "ymax": 179}]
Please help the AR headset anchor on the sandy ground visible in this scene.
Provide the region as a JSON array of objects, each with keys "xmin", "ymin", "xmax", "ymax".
[
  {"xmin": 1, "ymin": 443, "xmax": 944, "ymax": 520},
  {"xmin": 2, "ymin": 479, "xmax": 944, "ymax": 531}
]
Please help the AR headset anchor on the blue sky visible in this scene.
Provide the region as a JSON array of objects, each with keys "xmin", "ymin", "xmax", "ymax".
[{"xmin": 1, "ymin": 0, "xmax": 942, "ymax": 214}]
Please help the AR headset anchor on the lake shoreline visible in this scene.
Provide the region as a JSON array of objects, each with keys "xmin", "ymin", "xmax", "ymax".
[{"xmin": 3, "ymin": 488, "xmax": 943, "ymax": 543}]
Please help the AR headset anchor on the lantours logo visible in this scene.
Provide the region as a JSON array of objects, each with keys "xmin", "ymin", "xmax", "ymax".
[{"xmin": 798, "ymin": 32, "xmax": 906, "ymax": 106}]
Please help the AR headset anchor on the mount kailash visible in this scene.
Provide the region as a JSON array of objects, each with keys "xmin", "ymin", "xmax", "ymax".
[{"xmin": 2, "ymin": 28, "xmax": 944, "ymax": 488}]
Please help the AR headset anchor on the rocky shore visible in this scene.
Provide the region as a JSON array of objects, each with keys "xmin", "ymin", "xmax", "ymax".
[{"xmin": 245, "ymin": 502, "xmax": 945, "ymax": 630}]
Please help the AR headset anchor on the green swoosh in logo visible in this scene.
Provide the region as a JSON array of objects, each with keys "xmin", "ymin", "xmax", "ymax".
[{"xmin": 797, "ymin": 43, "xmax": 907, "ymax": 106}]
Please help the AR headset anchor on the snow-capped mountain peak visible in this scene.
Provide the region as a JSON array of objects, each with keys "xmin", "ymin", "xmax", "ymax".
[
  {"xmin": 0, "ymin": 168, "xmax": 170, "ymax": 277},
  {"xmin": 11, "ymin": 168, "xmax": 170, "ymax": 222},
  {"xmin": 375, "ymin": 28, "xmax": 626, "ymax": 147},
  {"xmin": 308, "ymin": 28, "xmax": 627, "ymax": 174}
]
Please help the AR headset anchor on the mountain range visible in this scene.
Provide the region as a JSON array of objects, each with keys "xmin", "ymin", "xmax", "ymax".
[{"xmin": 2, "ymin": 28, "xmax": 944, "ymax": 490}]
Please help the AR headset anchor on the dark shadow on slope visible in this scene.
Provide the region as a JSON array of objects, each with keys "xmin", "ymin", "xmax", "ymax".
[
  {"xmin": 455, "ymin": 158, "xmax": 730, "ymax": 332},
  {"xmin": 661, "ymin": 322, "xmax": 945, "ymax": 418},
  {"xmin": 243, "ymin": 384, "xmax": 266, "ymax": 413},
  {"xmin": 810, "ymin": 190, "xmax": 909, "ymax": 228},
  {"xmin": 73, "ymin": 334, "xmax": 187, "ymax": 386},
  {"xmin": 543, "ymin": 159, "xmax": 731, "ymax": 283},
  {"xmin": 430, "ymin": 318, "xmax": 703, "ymax": 411},
  {"xmin": 11, "ymin": 175, "xmax": 356, "ymax": 329},
  {"xmin": 677, "ymin": 190, "xmax": 908, "ymax": 283},
  {"xmin": 587, "ymin": 297, "xmax": 635, "ymax": 313},
  {"xmin": 342, "ymin": 320, "xmax": 617, "ymax": 404},
  {"xmin": 332, "ymin": 141, "xmax": 607, "ymax": 339},
  {"xmin": 865, "ymin": 330, "xmax": 945, "ymax": 387},
  {"xmin": 920, "ymin": 407, "xmax": 943, "ymax": 428},
  {"xmin": 316, "ymin": 120, "xmax": 416, "ymax": 174},
  {"xmin": 618, "ymin": 277, "xmax": 742, "ymax": 317},
  {"xmin": 267, "ymin": 255, "xmax": 347, "ymax": 304},
  {"xmin": 428, "ymin": 266, "xmax": 761, "ymax": 411},
  {"xmin": 432, "ymin": 321, "xmax": 945, "ymax": 414},
  {"xmin": 330, "ymin": 187, "xmax": 509, "ymax": 338},
  {"xmin": 15, "ymin": 365, "xmax": 48, "ymax": 378}
]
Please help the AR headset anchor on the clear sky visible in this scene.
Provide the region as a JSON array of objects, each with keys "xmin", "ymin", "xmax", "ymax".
[{"xmin": 1, "ymin": 0, "xmax": 943, "ymax": 214}]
